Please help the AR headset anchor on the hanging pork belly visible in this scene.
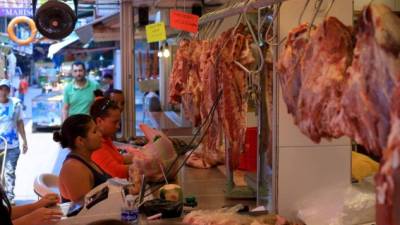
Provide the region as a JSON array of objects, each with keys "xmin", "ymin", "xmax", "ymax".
[{"xmin": 168, "ymin": 25, "xmax": 255, "ymax": 168}]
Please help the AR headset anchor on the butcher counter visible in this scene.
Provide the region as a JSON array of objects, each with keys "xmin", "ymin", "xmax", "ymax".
[{"xmin": 142, "ymin": 165, "xmax": 257, "ymax": 225}]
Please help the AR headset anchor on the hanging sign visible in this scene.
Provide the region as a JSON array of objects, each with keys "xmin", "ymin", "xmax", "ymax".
[
  {"xmin": 145, "ymin": 22, "xmax": 167, "ymax": 43},
  {"xmin": 0, "ymin": 8, "xmax": 33, "ymax": 17},
  {"xmin": 170, "ymin": 10, "xmax": 199, "ymax": 33}
]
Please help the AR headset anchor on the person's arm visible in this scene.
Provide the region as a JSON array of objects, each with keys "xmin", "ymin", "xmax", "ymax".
[
  {"xmin": 12, "ymin": 207, "xmax": 62, "ymax": 225},
  {"xmin": 11, "ymin": 203, "xmax": 37, "ymax": 219},
  {"xmin": 17, "ymin": 119, "xmax": 27, "ymax": 154},
  {"xmin": 11, "ymin": 193, "xmax": 59, "ymax": 219},
  {"xmin": 60, "ymin": 160, "xmax": 94, "ymax": 203},
  {"xmin": 92, "ymin": 148, "xmax": 129, "ymax": 178},
  {"xmin": 62, "ymin": 104, "xmax": 69, "ymax": 122},
  {"xmin": 62, "ymin": 86, "xmax": 70, "ymax": 121}
]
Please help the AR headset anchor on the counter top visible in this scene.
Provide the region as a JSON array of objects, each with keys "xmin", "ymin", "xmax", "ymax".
[{"xmin": 145, "ymin": 165, "xmax": 256, "ymax": 225}]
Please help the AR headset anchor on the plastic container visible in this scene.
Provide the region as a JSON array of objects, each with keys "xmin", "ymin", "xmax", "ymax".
[
  {"xmin": 121, "ymin": 195, "xmax": 139, "ymax": 225},
  {"xmin": 238, "ymin": 127, "xmax": 258, "ymax": 172}
]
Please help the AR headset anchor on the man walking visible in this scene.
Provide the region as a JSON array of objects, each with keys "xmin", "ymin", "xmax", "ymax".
[
  {"xmin": 62, "ymin": 61, "xmax": 100, "ymax": 121},
  {"xmin": 0, "ymin": 79, "xmax": 27, "ymax": 203}
]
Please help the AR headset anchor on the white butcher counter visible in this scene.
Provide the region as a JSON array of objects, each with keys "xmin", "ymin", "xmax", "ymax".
[{"xmin": 57, "ymin": 164, "xmax": 256, "ymax": 225}]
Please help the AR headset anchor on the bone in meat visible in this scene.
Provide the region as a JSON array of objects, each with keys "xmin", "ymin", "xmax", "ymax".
[{"xmin": 295, "ymin": 17, "xmax": 353, "ymax": 142}]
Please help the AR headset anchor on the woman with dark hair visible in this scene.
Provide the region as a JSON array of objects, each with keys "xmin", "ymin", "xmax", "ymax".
[
  {"xmin": 54, "ymin": 114, "xmax": 109, "ymax": 204},
  {"xmin": 90, "ymin": 98, "xmax": 132, "ymax": 178},
  {"xmin": 0, "ymin": 184, "xmax": 62, "ymax": 225}
]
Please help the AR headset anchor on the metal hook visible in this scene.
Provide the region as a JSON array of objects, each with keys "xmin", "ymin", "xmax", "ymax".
[
  {"xmin": 298, "ymin": 0, "xmax": 311, "ymax": 25},
  {"xmin": 233, "ymin": 0, "xmax": 265, "ymax": 76},
  {"xmin": 307, "ymin": 0, "xmax": 324, "ymax": 38},
  {"xmin": 324, "ymin": 0, "xmax": 335, "ymax": 18},
  {"xmin": 264, "ymin": 3, "xmax": 282, "ymax": 46}
]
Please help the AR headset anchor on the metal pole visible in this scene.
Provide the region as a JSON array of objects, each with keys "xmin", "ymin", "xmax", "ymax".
[
  {"xmin": 120, "ymin": 0, "xmax": 136, "ymax": 139},
  {"xmin": 199, "ymin": 0, "xmax": 287, "ymax": 25},
  {"xmin": 271, "ymin": 3, "xmax": 280, "ymax": 214},
  {"xmin": 257, "ymin": 69, "xmax": 269, "ymax": 206}
]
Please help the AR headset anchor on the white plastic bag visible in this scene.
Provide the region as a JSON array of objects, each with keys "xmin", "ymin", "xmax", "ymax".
[{"xmin": 296, "ymin": 179, "xmax": 375, "ymax": 225}]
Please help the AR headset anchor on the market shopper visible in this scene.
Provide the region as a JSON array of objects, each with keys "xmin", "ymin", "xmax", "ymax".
[
  {"xmin": 102, "ymin": 73, "xmax": 114, "ymax": 95},
  {"xmin": 0, "ymin": 79, "xmax": 27, "ymax": 203},
  {"xmin": 62, "ymin": 61, "xmax": 100, "ymax": 121},
  {"xmin": 0, "ymin": 185, "xmax": 62, "ymax": 225},
  {"xmin": 54, "ymin": 114, "xmax": 110, "ymax": 204},
  {"xmin": 90, "ymin": 98, "xmax": 132, "ymax": 178},
  {"xmin": 18, "ymin": 75, "xmax": 28, "ymax": 110},
  {"xmin": 106, "ymin": 89, "xmax": 125, "ymax": 112}
]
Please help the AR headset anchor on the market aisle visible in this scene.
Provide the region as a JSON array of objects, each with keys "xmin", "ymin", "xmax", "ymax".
[{"xmin": 13, "ymin": 87, "xmax": 67, "ymax": 203}]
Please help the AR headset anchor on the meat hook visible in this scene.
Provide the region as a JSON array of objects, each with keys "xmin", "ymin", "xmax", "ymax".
[
  {"xmin": 298, "ymin": 0, "xmax": 311, "ymax": 25},
  {"xmin": 324, "ymin": 0, "xmax": 336, "ymax": 18},
  {"xmin": 264, "ymin": 3, "xmax": 286, "ymax": 46},
  {"xmin": 307, "ymin": 0, "xmax": 324, "ymax": 38}
]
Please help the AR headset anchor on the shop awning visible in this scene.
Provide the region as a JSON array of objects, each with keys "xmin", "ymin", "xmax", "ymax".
[
  {"xmin": 47, "ymin": 32, "xmax": 80, "ymax": 59},
  {"xmin": 75, "ymin": 12, "xmax": 119, "ymax": 44}
]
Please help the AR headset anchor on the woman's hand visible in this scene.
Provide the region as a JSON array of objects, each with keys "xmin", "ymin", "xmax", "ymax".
[
  {"xmin": 25, "ymin": 207, "xmax": 62, "ymax": 225},
  {"xmin": 36, "ymin": 193, "xmax": 60, "ymax": 208}
]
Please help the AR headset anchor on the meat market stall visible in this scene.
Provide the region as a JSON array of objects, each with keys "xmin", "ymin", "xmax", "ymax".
[
  {"xmin": 164, "ymin": 0, "xmax": 398, "ymax": 224},
  {"xmin": 57, "ymin": 0, "xmax": 399, "ymax": 224}
]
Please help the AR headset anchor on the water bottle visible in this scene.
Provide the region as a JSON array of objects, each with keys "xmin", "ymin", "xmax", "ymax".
[{"xmin": 121, "ymin": 195, "xmax": 139, "ymax": 225}]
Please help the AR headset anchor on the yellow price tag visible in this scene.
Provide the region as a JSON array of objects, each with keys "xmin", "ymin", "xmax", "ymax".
[{"xmin": 145, "ymin": 22, "xmax": 167, "ymax": 43}]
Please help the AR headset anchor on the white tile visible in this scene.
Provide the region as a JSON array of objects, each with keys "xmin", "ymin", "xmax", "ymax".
[{"xmin": 277, "ymin": 146, "xmax": 351, "ymax": 219}]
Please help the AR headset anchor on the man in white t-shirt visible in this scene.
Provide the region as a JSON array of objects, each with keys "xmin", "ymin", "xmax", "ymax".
[{"xmin": 0, "ymin": 79, "xmax": 27, "ymax": 203}]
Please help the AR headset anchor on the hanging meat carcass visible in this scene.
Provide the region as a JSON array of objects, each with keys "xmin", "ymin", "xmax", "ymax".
[
  {"xmin": 341, "ymin": 4, "xmax": 400, "ymax": 156},
  {"xmin": 169, "ymin": 40, "xmax": 191, "ymax": 104},
  {"xmin": 152, "ymin": 49, "xmax": 159, "ymax": 79},
  {"xmin": 278, "ymin": 4, "xmax": 400, "ymax": 225},
  {"xmin": 181, "ymin": 40, "xmax": 204, "ymax": 127},
  {"xmin": 145, "ymin": 48, "xmax": 152, "ymax": 80},
  {"xmin": 365, "ymin": 4, "xmax": 400, "ymax": 225},
  {"xmin": 216, "ymin": 27, "xmax": 255, "ymax": 169},
  {"xmin": 177, "ymin": 25, "xmax": 255, "ymax": 169},
  {"xmin": 277, "ymin": 23, "xmax": 308, "ymax": 117},
  {"xmin": 376, "ymin": 88, "xmax": 400, "ymax": 225},
  {"xmin": 296, "ymin": 17, "xmax": 353, "ymax": 142},
  {"xmin": 277, "ymin": 17, "xmax": 354, "ymax": 143},
  {"xmin": 186, "ymin": 40, "xmax": 225, "ymax": 168},
  {"xmin": 138, "ymin": 51, "xmax": 143, "ymax": 81}
]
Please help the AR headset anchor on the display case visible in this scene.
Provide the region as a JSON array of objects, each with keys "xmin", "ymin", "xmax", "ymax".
[{"xmin": 31, "ymin": 91, "xmax": 63, "ymax": 132}]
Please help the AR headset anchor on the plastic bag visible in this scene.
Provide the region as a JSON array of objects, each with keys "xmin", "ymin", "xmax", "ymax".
[
  {"xmin": 128, "ymin": 124, "xmax": 178, "ymax": 182},
  {"xmin": 296, "ymin": 180, "xmax": 375, "ymax": 225}
]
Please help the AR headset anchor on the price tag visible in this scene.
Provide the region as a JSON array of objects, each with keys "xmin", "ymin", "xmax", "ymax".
[
  {"xmin": 170, "ymin": 10, "xmax": 199, "ymax": 33},
  {"xmin": 145, "ymin": 22, "xmax": 167, "ymax": 43}
]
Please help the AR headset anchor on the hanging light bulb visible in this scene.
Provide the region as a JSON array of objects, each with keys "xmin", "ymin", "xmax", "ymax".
[
  {"xmin": 158, "ymin": 46, "xmax": 163, "ymax": 58},
  {"xmin": 163, "ymin": 43, "xmax": 170, "ymax": 58}
]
